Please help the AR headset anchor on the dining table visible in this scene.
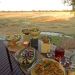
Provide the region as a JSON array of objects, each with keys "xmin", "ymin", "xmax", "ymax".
[{"xmin": 1, "ymin": 34, "xmax": 75, "ymax": 75}]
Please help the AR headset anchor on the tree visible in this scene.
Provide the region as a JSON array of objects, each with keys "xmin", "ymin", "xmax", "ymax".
[
  {"xmin": 72, "ymin": 0, "xmax": 75, "ymax": 10},
  {"xmin": 64, "ymin": 0, "xmax": 75, "ymax": 10}
]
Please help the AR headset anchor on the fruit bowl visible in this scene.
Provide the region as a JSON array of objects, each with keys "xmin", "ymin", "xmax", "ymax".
[
  {"xmin": 6, "ymin": 34, "xmax": 21, "ymax": 51},
  {"xmin": 6, "ymin": 34, "xmax": 21, "ymax": 42}
]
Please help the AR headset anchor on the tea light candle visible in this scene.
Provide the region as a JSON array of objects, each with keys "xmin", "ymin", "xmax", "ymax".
[
  {"xmin": 23, "ymin": 41, "xmax": 29, "ymax": 44},
  {"xmin": 23, "ymin": 41, "xmax": 29, "ymax": 48}
]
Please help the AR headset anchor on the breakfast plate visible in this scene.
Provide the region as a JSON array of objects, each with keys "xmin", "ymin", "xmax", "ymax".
[
  {"xmin": 15, "ymin": 47, "xmax": 36, "ymax": 70},
  {"xmin": 31, "ymin": 58, "xmax": 65, "ymax": 75}
]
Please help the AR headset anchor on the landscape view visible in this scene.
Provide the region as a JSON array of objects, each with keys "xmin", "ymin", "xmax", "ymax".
[
  {"xmin": 0, "ymin": 0, "xmax": 75, "ymax": 75},
  {"xmin": 0, "ymin": 11, "xmax": 75, "ymax": 36}
]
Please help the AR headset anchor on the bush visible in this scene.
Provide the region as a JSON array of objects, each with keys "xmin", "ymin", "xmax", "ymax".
[{"xmin": 50, "ymin": 36, "xmax": 62, "ymax": 46}]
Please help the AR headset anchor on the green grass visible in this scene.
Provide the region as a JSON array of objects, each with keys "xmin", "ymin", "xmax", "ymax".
[
  {"xmin": 50, "ymin": 36, "xmax": 62, "ymax": 46},
  {"xmin": 0, "ymin": 17, "xmax": 31, "ymax": 26}
]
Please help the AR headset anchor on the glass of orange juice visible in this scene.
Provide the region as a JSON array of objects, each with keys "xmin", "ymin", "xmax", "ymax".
[{"xmin": 40, "ymin": 36, "xmax": 51, "ymax": 54}]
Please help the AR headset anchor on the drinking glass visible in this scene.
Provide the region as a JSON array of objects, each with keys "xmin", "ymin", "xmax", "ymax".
[
  {"xmin": 39, "ymin": 36, "xmax": 51, "ymax": 57},
  {"xmin": 22, "ymin": 28, "xmax": 30, "ymax": 48},
  {"xmin": 22, "ymin": 28, "xmax": 30, "ymax": 35},
  {"xmin": 6, "ymin": 34, "xmax": 21, "ymax": 48},
  {"xmin": 55, "ymin": 47, "xmax": 65, "ymax": 62}
]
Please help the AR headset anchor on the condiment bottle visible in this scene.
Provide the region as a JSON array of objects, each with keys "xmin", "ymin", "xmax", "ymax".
[{"xmin": 30, "ymin": 27, "xmax": 40, "ymax": 50}]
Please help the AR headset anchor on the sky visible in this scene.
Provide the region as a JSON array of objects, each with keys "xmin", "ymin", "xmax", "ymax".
[{"xmin": 0, "ymin": 0, "xmax": 72, "ymax": 11}]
